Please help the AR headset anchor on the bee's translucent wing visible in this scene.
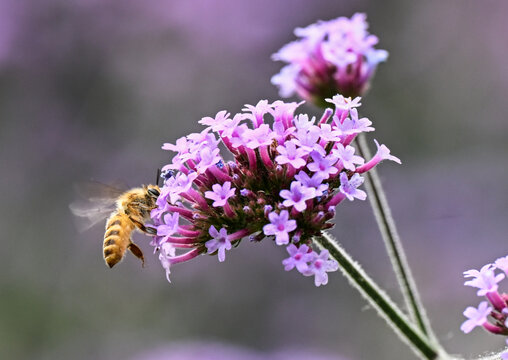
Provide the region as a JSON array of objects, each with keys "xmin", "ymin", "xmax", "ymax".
[
  {"xmin": 73, "ymin": 181, "xmax": 127, "ymax": 202},
  {"xmin": 70, "ymin": 181, "xmax": 126, "ymax": 232},
  {"xmin": 69, "ymin": 202, "xmax": 114, "ymax": 232}
]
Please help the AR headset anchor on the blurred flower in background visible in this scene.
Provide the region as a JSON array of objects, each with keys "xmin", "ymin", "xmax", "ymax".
[
  {"xmin": 271, "ymin": 13, "xmax": 387, "ymax": 106},
  {"xmin": 129, "ymin": 341, "xmax": 346, "ymax": 360}
]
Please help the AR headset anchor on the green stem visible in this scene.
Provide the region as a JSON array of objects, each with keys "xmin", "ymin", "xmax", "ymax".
[
  {"xmin": 355, "ymin": 133, "xmax": 435, "ymax": 340},
  {"xmin": 314, "ymin": 233, "xmax": 448, "ymax": 359}
]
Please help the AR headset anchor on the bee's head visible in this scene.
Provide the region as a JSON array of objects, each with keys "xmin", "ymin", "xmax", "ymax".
[{"xmin": 146, "ymin": 185, "xmax": 160, "ymax": 199}]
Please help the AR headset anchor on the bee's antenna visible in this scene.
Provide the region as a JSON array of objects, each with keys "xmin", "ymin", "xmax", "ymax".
[{"xmin": 156, "ymin": 168, "xmax": 161, "ymax": 187}]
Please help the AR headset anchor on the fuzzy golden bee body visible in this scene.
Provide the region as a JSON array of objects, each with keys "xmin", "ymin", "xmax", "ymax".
[
  {"xmin": 70, "ymin": 183, "xmax": 160, "ymax": 268},
  {"xmin": 102, "ymin": 186, "xmax": 160, "ymax": 268}
]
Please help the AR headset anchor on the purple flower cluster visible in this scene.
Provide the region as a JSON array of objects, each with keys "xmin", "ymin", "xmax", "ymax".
[
  {"xmin": 271, "ymin": 13, "xmax": 388, "ymax": 106},
  {"xmin": 150, "ymin": 95, "xmax": 399, "ymax": 286},
  {"xmin": 461, "ymin": 257, "xmax": 508, "ymax": 358}
]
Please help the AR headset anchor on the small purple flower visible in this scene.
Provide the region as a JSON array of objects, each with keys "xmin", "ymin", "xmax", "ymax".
[
  {"xmin": 294, "ymin": 171, "xmax": 328, "ymax": 196},
  {"xmin": 337, "ymin": 108, "xmax": 374, "ymax": 135},
  {"xmin": 263, "ymin": 210, "xmax": 297, "ymax": 245},
  {"xmin": 333, "ymin": 144, "xmax": 365, "ymax": 171},
  {"xmin": 293, "ymin": 114, "xmax": 315, "ymax": 129},
  {"xmin": 373, "ymin": 139, "xmax": 401, "ymax": 164},
  {"xmin": 244, "ymin": 124, "xmax": 275, "ymax": 149},
  {"xmin": 220, "ymin": 114, "xmax": 245, "ymax": 138},
  {"xmin": 275, "ymin": 141, "xmax": 308, "ymax": 169},
  {"xmin": 271, "ymin": 100, "xmax": 303, "ymax": 127},
  {"xmin": 159, "ymin": 242, "xmax": 176, "ymax": 282},
  {"xmin": 162, "ymin": 136, "xmax": 189, "ymax": 154},
  {"xmin": 304, "ymin": 249, "xmax": 339, "ymax": 287},
  {"xmin": 199, "ymin": 110, "xmax": 231, "ymax": 132},
  {"xmin": 464, "ymin": 264, "xmax": 505, "ymax": 296},
  {"xmin": 204, "ymin": 181, "xmax": 236, "ymax": 207},
  {"xmin": 187, "ymin": 129, "xmax": 219, "ymax": 149},
  {"xmin": 163, "ymin": 153, "xmax": 185, "ymax": 172},
  {"xmin": 293, "ymin": 126, "xmax": 323, "ymax": 154},
  {"xmin": 460, "ymin": 301, "xmax": 492, "ymax": 334},
  {"xmin": 280, "ymin": 181, "xmax": 316, "ymax": 212},
  {"xmin": 205, "ymin": 226, "xmax": 232, "ymax": 262},
  {"xmin": 151, "ymin": 186, "xmax": 171, "ymax": 220},
  {"xmin": 318, "ymin": 123, "xmax": 342, "ymax": 143},
  {"xmin": 150, "ymin": 205, "xmax": 167, "ymax": 223},
  {"xmin": 495, "ymin": 256, "xmax": 508, "ymax": 275},
  {"xmin": 326, "ymin": 95, "xmax": 362, "ymax": 112},
  {"xmin": 356, "ymin": 140, "xmax": 401, "ymax": 174},
  {"xmin": 271, "ymin": 65, "xmax": 300, "ymax": 98},
  {"xmin": 169, "ymin": 172, "xmax": 198, "ymax": 204},
  {"xmin": 282, "ymin": 243, "xmax": 313, "ymax": 273},
  {"xmin": 196, "ymin": 146, "xmax": 222, "ymax": 173},
  {"xmin": 229, "ymin": 123, "xmax": 250, "ymax": 148},
  {"xmin": 339, "ymin": 172, "xmax": 367, "ymax": 201},
  {"xmin": 242, "ymin": 100, "xmax": 272, "ymax": 128},
  {"xmin": 157, "ymin": 212, "xmax": 180, "ymax": 239},
  {"xmin": 307, "ymin": 151, "xmax": 339, "ymax": 179},
  {"xmin": 272, "ymin": 120, "xmax": 295, "ymax": 144}
]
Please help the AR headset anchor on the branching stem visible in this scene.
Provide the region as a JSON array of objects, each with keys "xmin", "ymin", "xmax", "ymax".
[{"xmin": 355, "ymin": 133, "xmax": 435, "ymax": 340}]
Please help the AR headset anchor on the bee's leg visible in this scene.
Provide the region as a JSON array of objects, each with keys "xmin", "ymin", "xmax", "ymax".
[
  {"xmin": 128, "ymin": 215, "xmax": 157, "ymax": 236},
  {"xmin": 128, "ymin": 242, "xmax": 145, "ymax": 267}
]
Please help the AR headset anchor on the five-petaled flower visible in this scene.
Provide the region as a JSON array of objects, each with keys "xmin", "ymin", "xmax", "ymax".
[
  {"xmin": 304, "ymin": 249, "xmax": 339, "ymax": 287},
  {"xmin": 205, "ymin": 226, "xmax": 232, "ymax": 262},
  {"xmin": 461, "ymin": 301, "xmax": 492, "ymax": 334},
  {"xmin": 205, "ymin": 181, "xmax": 236, "ymax": 207},
  {"xmin": 263, "ymin": 210, "xmax": 297, "ymax": 245},
  {"xmin": 339, "ymin": 173, "xmax": 367, "ymax": 201},
  {"xmin": 283, "ymin": 243, "xmax": 314, "ymax": 273},
  {"xmin": 464, "ymin": 264, "xmax": 505, "ymax": 296},
  {"xmin": 280, "ymin": 181, "xmax": 316, "ymax": 212}
]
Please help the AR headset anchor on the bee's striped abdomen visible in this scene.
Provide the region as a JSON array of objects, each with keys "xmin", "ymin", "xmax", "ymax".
[{"xmin": 103, "ymin": 212, "xmax": 134, "ymax": 268}]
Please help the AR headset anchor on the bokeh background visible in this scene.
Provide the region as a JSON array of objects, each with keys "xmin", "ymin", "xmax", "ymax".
[{"xmin": 1, "ymin": 0, "xmax": 508, "ymax": 359}]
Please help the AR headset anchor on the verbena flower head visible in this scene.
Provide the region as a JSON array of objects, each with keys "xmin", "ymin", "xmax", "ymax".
[
  {"xmin": 150, "ymin": 97, "xmax": 399, "ymax": 286},
  {"xmin": 461, "ymin": 257, "xmax": 508, "ymax": 338},
  {"xmin": 271, "ymin": 13, "xmax": 388, "ymax": 106}
]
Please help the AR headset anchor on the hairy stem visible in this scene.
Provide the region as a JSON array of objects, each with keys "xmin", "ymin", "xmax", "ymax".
[
  {"xmin": 355, "ymin": 133, "xmax": 435, "ymax": 340},
  {"xmin": 314, "ymin": 232, "xmax": 449, "ymax": 359}
]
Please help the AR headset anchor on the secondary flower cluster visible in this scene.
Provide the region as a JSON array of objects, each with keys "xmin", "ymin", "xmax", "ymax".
[
  {"xmin": 461, "ymin": 256, "xmax": 508, "ymax": 358},
  {"xmin": 271, "ymin": 13, "xmax": 388, "ymax": 106},
  {"xmin": 150, "ymin": 95, "xmax": 400, "ymax": 286}
]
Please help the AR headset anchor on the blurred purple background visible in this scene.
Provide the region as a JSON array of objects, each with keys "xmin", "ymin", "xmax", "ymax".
[{"xmin": 1, "ymin": 1, "xmax": 508, "ymax": 359}]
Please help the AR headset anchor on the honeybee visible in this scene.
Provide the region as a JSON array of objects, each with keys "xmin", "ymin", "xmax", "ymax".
[{"xmin": 70, "ymin": 181, "xmax": 160, "ymax": 268}]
